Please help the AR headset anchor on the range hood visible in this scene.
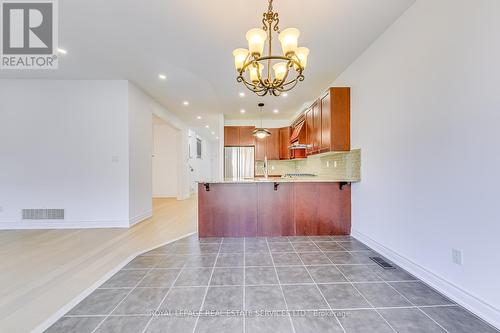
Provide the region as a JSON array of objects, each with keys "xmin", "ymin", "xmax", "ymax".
[{"xmin": 289, "ymin": 119, "xmax": 305, "ymax": 143}]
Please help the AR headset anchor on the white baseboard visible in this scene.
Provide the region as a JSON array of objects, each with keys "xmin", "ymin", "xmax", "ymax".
[
  {"xmin": 33, "ymin": 231, "xmax": 197, "ymax": 333},
  {"xmin": 352, "ymin": 229, "xmax": 500, "ymax": 330},
  {"xmin": 0, "ymin": 219, "xmax": 129, "ymax": 230},
  {"xmin": 129, "ymin": 210, "xmax": 153, "ymax": 227}
]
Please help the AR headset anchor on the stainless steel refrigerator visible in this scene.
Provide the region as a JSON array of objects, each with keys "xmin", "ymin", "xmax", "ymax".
[{"xmin": 224, "ymin": 147, "xmax": 255, "ymax": 180}]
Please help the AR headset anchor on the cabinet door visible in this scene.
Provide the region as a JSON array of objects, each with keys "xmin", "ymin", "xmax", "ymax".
[
  {"xmin": 312, "ymin": 101, "xmax": 321, "ymax": 153},
  {"xmin": 279, "ymin": 127, "xmax": 291, "ymax": 160},
  {"xmin": 255, "ymin": 136, "xmax": 267, "ymax": 161},
  {"xmin": 320, "ymin": 92, "xmax": 331, "ymax": 152},
  {"xmin": 266, "ymin": 128, "xmax": 280, "ymax": 160},
  {"xmin": 224, "ymin": 126, "xmax": 239, "ymax": 146},
  {"xmin": 305, "ymin": 108, "xmax": 314, "ymax": 155},
  {"xmin": 239, "ymin": 126, "xmax": 255, "ymax": 146}
]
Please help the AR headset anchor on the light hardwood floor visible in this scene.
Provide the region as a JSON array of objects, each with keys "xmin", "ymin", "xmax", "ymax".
[{"xmin": 0, "ymin": 197, "xmax": 197, "ymax": 333}]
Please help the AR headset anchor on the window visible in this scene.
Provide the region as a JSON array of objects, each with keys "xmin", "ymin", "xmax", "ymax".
[{"xmin": 196, "ymin": 138, "xmax": 202, "ymax": 159}]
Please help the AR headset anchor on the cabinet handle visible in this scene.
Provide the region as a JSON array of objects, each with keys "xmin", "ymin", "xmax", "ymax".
[
  {"xmin": 274, "ymin": 182, "xmax": 279, "ymax": 191},
  {"xmin": 204, "ymin": 183, "xmax": 210, "ymax": 192}
]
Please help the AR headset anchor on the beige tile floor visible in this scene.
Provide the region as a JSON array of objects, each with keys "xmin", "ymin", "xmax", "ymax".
[{"xmin": 0, "ymin": 197, "xmax": 197, "ymax": 333}]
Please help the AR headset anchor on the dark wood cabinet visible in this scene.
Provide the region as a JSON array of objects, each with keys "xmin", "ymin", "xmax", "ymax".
[
  {"xmin": 301, "ymin": 87, "xmax": 350, "ymax": 155},
  {"xmin": 257, "ymin": 183, "xmax": 294, "ymax": 236},
  {"xmin": 279, "ymin": 127, "xmax": 291, "ymax": 160},
  {"xmin": 320, "ymin": 92, "xmax": 331, "ymax": 152},
  {"xmin": 239, "ymin": 126, "xmax": 255, "ymax": 146},
  {"xmin": 294, "ymin": 182, "xmax": 351, "ymax": 235},
  {"xmin": 255, "ymin": 136, "xmax": 266, "ymax": 161},
  {"xmin": 224, "ymin": 126, "xmax": 240, "ymax": 146},
  {"xmin": 224, "ymin": 126, "xmax": 256, "ymax": 146},
  {"xmin": 330, "ymin": 88, "xmax": 350, "ymax": 151},
  {"xmin": 305, "ymin": 108, "xmax": 313, "ymax": 155},
  {"xmin": 312, "ymin": 101, "xmax": 321, "ymax": 154},
  {"xmin": 266, "ymin": 128, "xmax": 280, "ymax": 160}
]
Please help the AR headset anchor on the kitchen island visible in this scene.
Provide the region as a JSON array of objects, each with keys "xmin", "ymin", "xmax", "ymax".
[{"xmin": 198, "ymin": 179, "xmax": 352, "ymax": 237}]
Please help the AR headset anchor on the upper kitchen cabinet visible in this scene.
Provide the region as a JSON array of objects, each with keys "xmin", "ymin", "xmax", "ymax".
[
  {"xmin": 266, "ymin": 128, "xmax": 280, "ymax": 160},
  {"xmin": 279, "ymin": 127, "xmax": 291, "ymax": 160},
  {"xmin": 305, "ymin": 108, "xmax": 314, "ymax": 155},
  {"xmin": 312, "ymin": 101, "xmax": 321, "ymax": 153},
  {"xmin": 303, "ymin": 87, "xmax": 350, "ymax": 155},
  {"xmin": 321, "ymin": 88, "xmax": 350, "ymax": 152},
  {"xmin": 224, "ymin": 126, "xmax": 255, "ymax": 146}
]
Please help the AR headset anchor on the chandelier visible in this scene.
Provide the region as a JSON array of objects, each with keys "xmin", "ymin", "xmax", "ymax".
[{"xmin": 232, "ymin": 0, "xmax": 309, "ymax": 96}]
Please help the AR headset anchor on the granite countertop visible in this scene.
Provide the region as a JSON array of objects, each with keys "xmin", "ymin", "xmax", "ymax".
[{"xmin": 198, "ymin": 177, "xmax": 359, "ymax": 184}]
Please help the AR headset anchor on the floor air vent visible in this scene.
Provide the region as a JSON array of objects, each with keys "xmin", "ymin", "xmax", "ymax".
[
  {"xmin": 22, "ymin": 209, "xmax": 65, "ymax": 220},
  {"xmin": 370, "ymin": 256, "xmax": 396, "ymax": 269}
]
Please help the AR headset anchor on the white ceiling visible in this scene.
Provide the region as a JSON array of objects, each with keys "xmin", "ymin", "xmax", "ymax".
[{"xmin": 0, "ymin": 0, "xmax": 415, "ymax": 139}]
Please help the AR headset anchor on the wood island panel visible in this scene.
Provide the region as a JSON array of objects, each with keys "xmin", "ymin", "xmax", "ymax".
[
  {"xmin": 257, "ymin": 183, "xmax": 295, "ymax": 236},
  {"xmin": 294, "ymin": 182, "xmax": 351, "ymax": 235},
  {"xmin": 198, "ymin": 183, "xmax": 257, "ymax": 237},
  {"xmin": 198, "ymin": 182, "xmax": 351, "ymax": 237}
]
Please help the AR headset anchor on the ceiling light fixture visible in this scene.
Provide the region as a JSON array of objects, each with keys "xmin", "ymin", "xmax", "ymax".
[
  {"xmin": 240, "ymin": 109, "xmax": 246, "ymax": 114},
  {"xmin": 211, "ymin": 131, "xmax": 215, "ymax": 135},
  {"xmin": 282, "ymin": 93, "xmax": 288, "ymax": 97},
  {"xmin": 158, "ymin": 74, "xmax": 167, "ymax": 80},
  {"xmin": 205, "ymin": 125, "xmax": 210, "ymax": 128},
  {"xmin": 239, "ymin": 92, "xmax": 245, "ymax": 97},
  {"xmin": 253, "ymin": 103, "xmax": 271, "ymax": 139},
  {"xmin": 57, "ymin": 48, "xmax": 67, "ymax": 54},
  {"xmin": 183, "ymin": 101, "xmax": 189, "ymax": 106},
  {"xmin": 233, "ymin": 0, "xmax": 309, "ymax": 96},
  {"xmin": 273, "ymin": 109, "xmax": 279, "ymax": 113},
  {"xmin": 197, "ymin": 116, "xmax": 202, "ymax": 120}
]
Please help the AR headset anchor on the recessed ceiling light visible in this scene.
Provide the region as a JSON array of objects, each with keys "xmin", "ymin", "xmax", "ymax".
[
  {"xmin": 216, "ymin": 136, "xmax": 219, "ymax": 140},
  {"xmin": 240, "ymin": 109, "xmax": 246, "ymax": 114},
  {"xmin": 282, "ymin": 93, "xmax": 288, "ymax": 97},
  {"xmin": 196, "ymin": 116, "xmax": 202, "ymax": 120},
  {"xmin": 158, "ymin": 74, "xmax": 167, "ymax": 80},
  {"xmin": 273, "ymin": 109, "xmax": 279, "ymax": 113},
  {"xmin": 211, "ymin": 131, "xmax": 215, "ymax": 135},
  {"xmin": 183, "ymin": 101, "xmax": 189, "ymax": 106},
  {"xmin": 57, "ymin": 48, "xmax": 67, "ymax": 54},
  {"xmin": 239, "ymin": 92, "xmax": 245, "ymax": 97},
  {"xmin": 205, "ymin": 125, "xmax": 210, "ymax": 128}
]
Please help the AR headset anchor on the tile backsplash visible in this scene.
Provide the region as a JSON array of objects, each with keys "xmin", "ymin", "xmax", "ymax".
[{"xmin": 255, "ymin": 149, "xmax": 361, "ymax": 181}]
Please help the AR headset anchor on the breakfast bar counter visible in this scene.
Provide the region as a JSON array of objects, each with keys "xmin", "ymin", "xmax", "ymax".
[{"xmin": 198, "ymin": 180, "xmax": 353, "ymax": 237}]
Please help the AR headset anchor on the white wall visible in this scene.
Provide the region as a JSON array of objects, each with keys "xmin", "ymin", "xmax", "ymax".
[
  {"xmin": 127, "ymin": 83, "xmax": 153, "ymax": 225},
  {"xmin": 0, "ymin": 80, "xmax": 130, "ymax": 228},
  {"xmin": 188, "ymin": 131, "xmax": 214, "ymax": 193},
  {"xmin": 152, "ymin": 118, "xmax": 179, "ymax": 198},
  {"xmin": 332, "ymin": 0, "xmax": 500, "ymax": 327}
]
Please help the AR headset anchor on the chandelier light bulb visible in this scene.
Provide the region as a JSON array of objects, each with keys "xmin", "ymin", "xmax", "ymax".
[
  {"xmin": 278, "ymin": 28, "xmax": 300, "ymax": 56},
  {"xmin": 272, "ymin": 62, "xmax": 288, "ymax": 82},
  {"xmin": 246, "ymin": 28, "xmax": 267, "ymax": 56},
  {"xmin": 295, "ymin": 47, "xmax": 310, "ymax": 69},
  {"xmin": 233, "ymin": 48, "xmax": 249, "ymax": 71},
  {"xmin": 249, "ymin": 63, "xmax": 263, "ymax": 83}
]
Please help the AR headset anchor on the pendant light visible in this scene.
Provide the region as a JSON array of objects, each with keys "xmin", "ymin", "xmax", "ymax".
[{"xmin": 253, "ymin": 103, "xmax": 271, "ymax": 139}]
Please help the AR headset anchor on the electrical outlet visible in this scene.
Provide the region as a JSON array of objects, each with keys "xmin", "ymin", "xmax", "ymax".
[{"xmin": 452, "ymin": 248, "xmax": 462, "ymax": 265}]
